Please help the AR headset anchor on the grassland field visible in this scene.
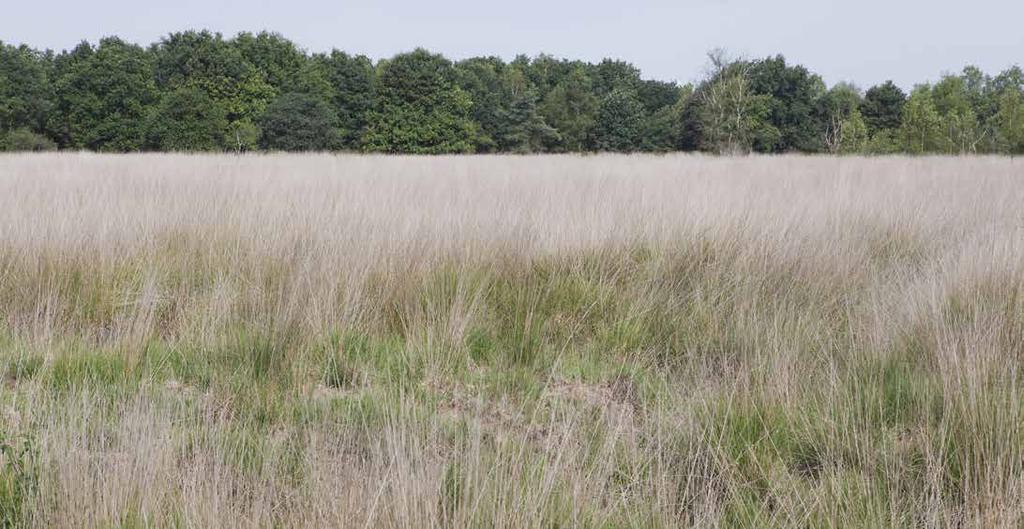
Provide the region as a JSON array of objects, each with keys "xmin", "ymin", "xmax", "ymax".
[{"xmin": 0, "ymin": 153, "xmax": 1023, "ymax": 528}]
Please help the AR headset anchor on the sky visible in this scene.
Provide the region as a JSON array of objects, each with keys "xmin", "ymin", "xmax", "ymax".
[{"xmin": 4, "ymin": 0, "xmax": 1022, "ymax": 90}]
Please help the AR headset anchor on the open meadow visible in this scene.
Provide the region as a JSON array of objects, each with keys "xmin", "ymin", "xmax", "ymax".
[{"xmin": 1, "ymin": 153, "xmax": 1023, "ymax": 528}]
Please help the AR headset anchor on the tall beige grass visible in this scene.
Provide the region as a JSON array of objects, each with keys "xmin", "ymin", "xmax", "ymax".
[{"xmin": 0, "ymin": 153, "xmax": 1022, "ymax": 528}]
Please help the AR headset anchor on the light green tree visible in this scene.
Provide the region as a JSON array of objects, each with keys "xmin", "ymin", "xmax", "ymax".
[
  {"xmin": 899, "ymin": 86, "xmax": 943, "ymax": 154},
  {"xmin": 931, "ymin": 75, "xmax": 984, "ymax": 153},
  {"xmin": 1, "ymin": 128, "xmax": 55, "ymax": 151},
  {"xmin": 994, "ymin": 88, "xmax": 1024, "ymax": 154},
  {"xmin": 864, "ymin": 129, "xmax": 900, "ymax": 154},
  {"xmin": 836, "ymin": 109, "xmax": 869, "ymax": 154},
  {"xmin": 697, "ymin": 56, "xmax": 777, "ymax": 154},
  {"xmin": 820, "ymin": 82, "xmax": 863, "ymax": 153}
]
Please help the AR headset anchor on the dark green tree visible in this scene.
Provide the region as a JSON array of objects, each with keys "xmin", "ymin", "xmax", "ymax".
[
  {"xmin": 154, "ymin": 31, "xmax": 245, "ymax": 90},
  {"xmin": 455, "ymin": 56, "xmax": 507, "ymax": 152},
  {"xmin": 494, "ymin": 67, "xmax": 558, "ymax": 152},
  {"xmin": 257, "ymin": 92, "xmax": 341, "ymax": 151},
  {"xmin": 311, "ymin": 51, "xmax": 375, "ymax": 149},
  {"xmin": 456, "ymin": 57, "xmax": 557, "ymax": 153},
  {"xmin": 539, "ymin": 66, "xmax": 599, "ymax": 151},
  {"xmin": 640, "ymin": 85, "xmax": 689, "ymax": 152},
  {"xmin": 49, "ymin": 38, "xmax": 158, "ymax": 150},
  {"xmin": 232, "ymin": 31, "xmax": 307, "ymax": 93},
  {"xmin": 637, "ymin": 80, "xmax": 682, "ymax": 113},
  {"xmin": 144, "ymin": 86, "xmax": 227, "ymax": 151},
  {"xmin": 640, "ymin": 106, "xmax": 680, "ymax": 152},
  {"xmin": 151, "ymin": 31, "xmax": 274, "ymax": 138},
  {"xmin": 748, "ymin": 55, "xmax": 826, "ymax": 152},
  {"xmin": 591, "ymin": 88, "xmax": 645, "ymax": 151},
  {"xmin": 522, "ymin": 55, "xmax": 579, "ymax": 100},
  {"xmin": 4, "ymin": 30, "xmax": 1021, "ymax": 155},
  {"xmin": 590, "ymin": 59, "xmax": 642, "ymax": 97},
  {"xmin": 499, "ymin": 95, "xmax": 559, "ymax": 152},
  {"xmin": 861, "ymin": 81, "xmax": 906, "ymax": 134},
  {"xmin": 361, "ymin": 49, "xmax": 476, "ymax": 153},
  {"xmin": 0, "ymin": 42, "xmax": 53, "ymax": 135}
]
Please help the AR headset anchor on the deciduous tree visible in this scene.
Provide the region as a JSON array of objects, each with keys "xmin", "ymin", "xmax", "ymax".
[
  {"xmin": 861, "ymin": 81, "xmax": 906, "ymax": 134},
  {"xmin": 693, "ymin": 55, "xmax": 777, "ymax": 154},
  {"xmin": 591, "ymin": 88, "xmax": 645, "ymax": 152},
  {"xmin": 50, "ymin": 38, "xmax": 157, "ymax": 151},
  {"xmin": 748, "ymin": 55, "xmax": 826, "ymax": 152},
  {"xmin": 312, "ymin": 51, "xmax": 375, "ymax": 149},
  {"xmin": 899, "ymin": 86, "xmax": 943, "ymax": 154},
  {"xmin": 257, "ymin": 92, "xmax": 341, "ymax": 151},
  {"xmin": 362, "ymin": 49, "xmax": 476, "ymax": 153},
  {"xmin": 152, "ymin": 31, "xmax": 274, "ymax": 137},
  {"xmin": 145, "ymin": 86, "xmax": 227, "ymax": 151},
  {"xmin": 820, "ymin": 83, "xmax": 864, "ymax": 153},
  {"xmin": 538, "ymin": 66, "xmax": 599, "ymax": 151},
  {"xmin": 994, "ymin": 87, "xmax": 1024, "ymax": 154},
  {"xmin": 0, "ymin": 42, "xmax": 52, "ymax": 135}
]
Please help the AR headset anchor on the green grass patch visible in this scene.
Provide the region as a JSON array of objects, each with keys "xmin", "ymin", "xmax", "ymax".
[
  {"xmin": 0, "ymin": 432, "xmax": 37, "ymax": 529},
  {"xmin": 50, "ymin": 351, "xmax": 134, "ymax": 393}
]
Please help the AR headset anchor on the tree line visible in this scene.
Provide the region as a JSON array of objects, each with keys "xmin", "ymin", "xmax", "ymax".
[{"xmin": 1, "ymin": 31, "xmax": 1022, "ymax": 154}]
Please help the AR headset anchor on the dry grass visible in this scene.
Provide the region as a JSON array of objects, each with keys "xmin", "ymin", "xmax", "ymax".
[{"xmin": 0, "ymin": 153, "xmax": 1023, "ymax": 528}]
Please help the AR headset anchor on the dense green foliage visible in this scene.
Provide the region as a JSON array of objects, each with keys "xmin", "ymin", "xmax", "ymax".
[
  {"xmin": 361, "ymin": 49, "xmax": 476, "ymax": 154},
  {"xmin": 591, "ymin": 88, "xmax": 646, "ymax": 151},
  {"xmin": 49, "ymin": 38, "xmax": 158, "ymax": 151},
  {"xmin": 311, "ymin": 51, "xmax": 375, "ymax": 149},
  {"xmin": 1, "ymin": 32, "xmax": 1021, "ymax": 154},
  {"xmin": 257, "ymin": 93, "xmax": 340, "ymax": 151},
  {"xmin": 145, "ymin": 87, "xmax": 228, "ymax": 151}
]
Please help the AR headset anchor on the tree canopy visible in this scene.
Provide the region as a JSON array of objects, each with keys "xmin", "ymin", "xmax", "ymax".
[
  {"xmin": 258, "ymin": 92, "xmax": 341, "ymax": 151},
  {"xmin": 144, "ymin": 86, "xmax": 227, "ymax": 151},
  {"xmin": 1, "ymin": 30, "xmax": 1021, "ymax": 155},
  {"xmin": 49, "ymin": 38, "xmax": 158, "ymax": 151},
  {"xmin": 361, "ymin": 49, "xmax": 476, "ymax": 154}
]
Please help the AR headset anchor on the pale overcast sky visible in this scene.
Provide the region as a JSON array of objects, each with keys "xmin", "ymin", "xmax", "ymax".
[{"xmin": 4, "ymin": 0, "xmax": 1022, "ymax": 89}]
